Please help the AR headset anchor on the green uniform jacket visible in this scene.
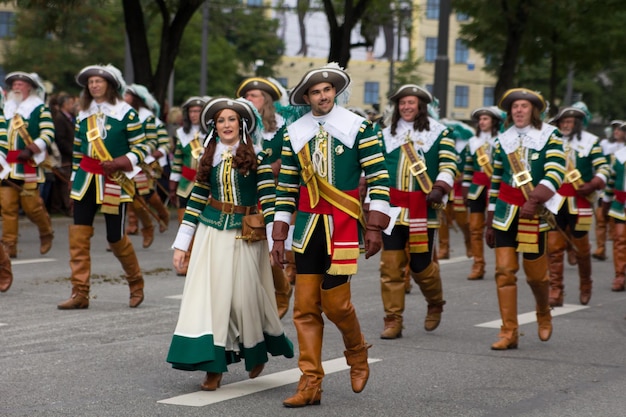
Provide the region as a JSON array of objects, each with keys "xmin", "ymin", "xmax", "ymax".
[
  {"xmin": 1, "ymin": 98, "xmax": 55, "ymax": 183},
  {"xmin": 274, "ymin": 106, "xmax": 390, "ymax": 253},
  {"xmin": 70, "ymin": 100, "xmax": 149, "ymax": 203},
  {"xmin": 181, "ymin": 147, "xmax": 275, "ymax": 230},
  {"xmin": 382, "ymin": 117, "xmax": 458, "ymax": 227},
  {"xmin": 489, "ymin": 123, "xmax": 565, "ymax": 232},
  {"xmin": 604, "ymin": 146, "xmax": 626, "ymax": 220},
  {"xmin": 463, "ymin": 133, "xmax": 496, "ymax": 200},
  {"xmin": 259, "ymin": 113, "xmax": 286, "ymax": 165},
  {"xmin": 171, "ymin": 125, "xmax": 202, "ymax": 198}
]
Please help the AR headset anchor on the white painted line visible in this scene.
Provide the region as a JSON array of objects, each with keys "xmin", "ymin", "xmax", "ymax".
[
  {"xmin": 476, "ymin": 304, "xmax": 589, "ymax": 328},
  {"xmin": 0, "ymin": 323, "xmax": 7, "ymax": 327},
  {"xmin": 158, "ymin": 357, "xmax": 381, "ymax": 407},
  {"xmin": 12, "ymin": 258, "xmax": 57, "ymax": 266},
  {"xmin": 439, "ymin": 256, "xmax": 470, "ymax": 265},
  {"xmin": 166, "ymin": 295, "xmax": 182, "ymax": 300}
]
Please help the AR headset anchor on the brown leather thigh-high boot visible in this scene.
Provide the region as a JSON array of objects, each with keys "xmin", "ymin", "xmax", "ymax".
[
  {"xmin": 0, "ymin": 243, "xmax": 13, "ymax": 292},
  {"xmin": 611, "ymin": 222, "xmax": 626, "ymax": 291},
  {"xmin": 455, "ymin": 209, "xmax": 472, "ymax": 258},
  {"xmin": 468, "ymin": 212, "xmax": 485, "ymax": 280},
  {"xmin": 379, "ymin": 250, "xmax": 407, "ymax": 339},
  {"xmin": 272, "ymin": 262, "xmax": 293, "ymax": 319},
  {"xmin": 132, "ymin": 198, "xmax": 154, "ymax": 248},
  {"xmin": 411, "ymin": 261, "xmax": 446, "ymax": 331},
  {"xmin": 491, "ymin": 247, "xmax": 519, "ymax": 350},
  {"xmin": 321, "ymin": 281, "xmax": 371, "ymax": 394},
  {"xmin": 574, "ymin": 234, "xmax": 592, "ymax": 305},
  {"xmin": 282, "ymin": 274, "xmax": 324, "ymax": 408},
  {"xmin": 109, "ymin": 235, "xmax": 144, "ymax": 308},
  {"xmin": 547, "ymin": 231, "xmax": 566, "ymax": 307},
  {"xmin": 126, "ymin": 204, "xmax": 139, "ymax": 235},
  {"xmin": 58, "ymin": 225, "xmax": 93, "ymax": 309},
  {"xmin": 0, "ymin": 186, "xmax": 19, "ymax": 258},
  {"xmin": 284, "ymin": 250, "xmax": 297, "ymax": 285},
  {"xmin": 20, "ymin": 192, "xmax": 54, "ymax": 255},
  {"xmin": 592, "ymin": 206, "xmax": 607, "ymax": 260},
  {"xmin": 438, "ymin": 209, "xmax": 450, "ymax": 259},
  {"xmin": 524, "ymin": 254, "xmax": 552, "ymax": 342},
  {"xmin": 149, "ymin": 192, "xmax": 169, "ymax": 233},
  {"xmin": 403, "ymin": 243, "xmax": 412, "ymax": 293}
]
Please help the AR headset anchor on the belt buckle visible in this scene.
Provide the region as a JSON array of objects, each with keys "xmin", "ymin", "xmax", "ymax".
[
  {"xmin": 477, "ymin": 153, "xmax": 490, "ymax": 167},
  {"xmin": 86, "ymin": 128, "xmax": 99, "ymax": 142},
  {"xmin": 409, "ymin": 159, "xmax": 427, "ymax": 176},
  {"xmin": 513, "ymin": 170, "xmax": 532, "ymax": 187},
  {"xmin": 191, "ymin": 147, "xmax": 202, "ymax": 160},
  {"xmin": 12, "ymin": 117, "xmax": 24, "ymax": 130},
  {"xmin": 565, "ymin": 169, "xmax": 582, "ymax": 184},
  {"xmin": 222, "ymin": 202, "xmax": 235, "ymax": 215}
]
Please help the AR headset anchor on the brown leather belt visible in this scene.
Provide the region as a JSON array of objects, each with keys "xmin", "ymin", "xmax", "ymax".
[{"xmin": 208, "ymin": 198, "xmax": 257, "ymax": 215}]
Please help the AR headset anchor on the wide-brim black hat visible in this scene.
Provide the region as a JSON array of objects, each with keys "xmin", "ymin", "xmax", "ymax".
[
  {"xmin": 76, "ymin": 64, "xmax": 125, "ymax": 94},
  {"xmin": 471, "ymin": 106, "xmax": 504, "ymax": 121},
  {"xmin": 550, "ymin": 107, "xmax": 586, "ymax": 124},
  {"xmin": 182, "ymin": 96, "xmax": 207, "ymax": 110},
  {"xmin": 498, "ymin": 88, "xmax": 546, "ymax": 113},
  {"xmin": 236, "ymin": 77, "xmax": 282, "ymax": 102},
  {"xmin": 5, "ymin": 71, "xmax": 44, "ymax": 90},
  {"xmin": 289, "ymin": 64, "xmax": 350, "ymax": 106},
  {"xmin": 388, "ymin": 84, "xmax": 432, "ymax": 104},
  {"xmin": 200, "ymin": 97, "xmax": 256, "ymax": 134}
]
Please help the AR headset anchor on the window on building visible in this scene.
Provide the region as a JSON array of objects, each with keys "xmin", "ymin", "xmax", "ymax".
[
  {"xmin": 426, "ymin": 0, "xmax": 440, "ymax": 19},
  {"xmin": 275, "ymin": 77, "xmax": 288, "ymax": 88},
  {"xmin": 0, "ymin": 11, "xmax": 15, "ymax": 39},
  {"xmin": 483, "ymin": 87, "xmax": 495, "ymax": 106},
  {"xmin": 454, "ymin": 86, "xmax": 469, "ymax": 108},
  {"xmin": 456, "ymin": 12, "xmax": 469, "ymax": 21},
  {"xmin": 425, "ymin": 37, "xmax": 438, "ymax": 62},
  {"xmin": 247, "ymin": 0, "xmax": 263, "ymax": 6},
  {"xmin": 364, "ymin": 82, "xmax": 379, "ymax": 105},
  {"xmin": 455, "ymin": 39, "xmax": 469, "ymax": 64}
]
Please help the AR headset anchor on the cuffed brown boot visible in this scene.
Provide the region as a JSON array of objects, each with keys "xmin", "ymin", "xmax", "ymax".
[
  {"xmin": 1, "ymin": 186, "xmax": 20, "ymax": 258},
  {"xmin": 592, "ymin": 206, "xmax": 607, "ymax": 260},
  {"xmin": 547, "ymin": 231, "xmax": 566, "ymax": 307},
  {"xmin": 0, "ymin": 243, "xmax": 13, "ymax": 292},
  {"xmin": 20, "ymin": 193, "xmax": 54, "ymax": 255},
  {"xmin": 321, "ymin": 282, "xmax": 371, "ymax": 394},
  {"xmin": 283, "ymin": 274, "xmax": 324, "ymax": 408},
  {"xmin": 574, "ymin": 235, "xmax": 592, "ymax": 305},
  {"xmin": 611, "ymin": 223, "xmax": 626, "ymax": 291},
  {"xmin": 149, "ymin": 192, "xmax": 169, "ymax": 233},
  {"xmin": 524, "ymin": 254, "xmax": 552, "ymax": 342},
  {"xmin": 467, "ymin": 212, "xmax": 485, "ymax": 280},
  {"xmin": 411, "ymin": 262, "xmax": 445, "ymax": 331},
  {"xmin": 491, "ymin": 247, "xmax": 519, "ymax": 350},
  {"xmin": 455, "ymin": 210, "xmax": 472, "ymax": 258},
  {"xmin": 272, "ymin": 262, "xmax": 292, "ymax": 319},
  {"xmin": 379, "ymin": 250, "xmax": 407, "ymax": 339},
  {"xmin": 58, "ymin": 225, "xmax": 93, "ymax": 309},
  {"xmin": 126, "ymin": 205, "xmax": 139, "ymax": 235},
  {"xmin": 109, "ymin": 235, "xmax": 144, "ymax": 308}
]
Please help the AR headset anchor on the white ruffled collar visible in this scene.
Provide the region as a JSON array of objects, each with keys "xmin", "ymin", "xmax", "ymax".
[
  {"xmin": 4, "ymin": 95, "xmax": 44, "ymax": 120},
  {"xmin": 77, "ymin": 99, "xmax": 132, "ymax": 123}
]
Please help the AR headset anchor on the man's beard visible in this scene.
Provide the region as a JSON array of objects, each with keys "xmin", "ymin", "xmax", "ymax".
[{"xmin": 7, "ymin": 90, "xmax": 23, "ymax": 104}]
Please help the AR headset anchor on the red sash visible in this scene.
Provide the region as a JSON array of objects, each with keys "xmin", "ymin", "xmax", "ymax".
[
  {"xmin": 181, "ymin": 166, "xmax": 197, "ymax": 182},
  {"xmin": 472, "ymin": 171, "xmax": 491, "ymax": 187},
  {"xmin": 557, "ymin": 183, "xmax": 593, "ymax": 231},
  {"xmin": 390, "ymin": 188, "xmax": 428, "ymax": 253},
  {"xmin": 7, "ymin": 150, "xmax": 37, "ymax": 184},
  {"xmin": 298, "ymin": 185, "xmax": 360, "ymax": 274},
  {"xmin": 615, "ymin": 190, "xmax": 626, "ymax": 204}
]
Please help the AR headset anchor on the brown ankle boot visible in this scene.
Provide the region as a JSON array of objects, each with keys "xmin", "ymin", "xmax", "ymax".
[
  {"xmin": 200, "ymin": 372, "xmax": 223, "ymax": 391},
  {"xmin": 109, "ymin": 236, "xmax": 144, "ymax": 307},
  {"xmin": 0, "ymin": 244, "xmax": 13, "ymax": 292},
  {"xmin": 380, "ymin": 250, "xmax": 407, "ymax": 339},
  {"xmin": 58, "ymin": 225, "xmax": 93, "ymax": 309},
  {"xmin": 283, "ymin": 375, "xmax": 322, "ymax": 408},
  {"xmin": 411, "ymin": 262, "xmax": 445, "ymax": 331}
]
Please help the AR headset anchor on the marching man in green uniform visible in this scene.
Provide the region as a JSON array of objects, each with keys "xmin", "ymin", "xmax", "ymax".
[
  {"xmin": 0, "ymin": 71, "xmax": 55, "ymax": 258},
  {"xmin": 57, "ymin": 64, "xmax": 150, "ymax": 310},
  {"xmin": 378, "ymin": 84, "xmax": 458, "ymax": 340},
  {"xmin": 485, "ymin": 88, "xmax": 566, "ymax": 350},
  {"xmin": 169, "ymin": 96, "xmax": 207, "ymax": 275},
  {"xmin": 271, "ymin": 64, "xmax": 391, "ymax": 407},
  {"xmin": 462, "ymin": 106, "xmax": 504, "ymax": 280},
  {"xmin": 547, "ymin": 107, "xmax": 609, "ymax": 306}
]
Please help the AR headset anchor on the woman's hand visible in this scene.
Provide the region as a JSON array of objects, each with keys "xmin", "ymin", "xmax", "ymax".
[{"xmin": 173, "ymin": 249, "xmax": 186, "ymax": 274}]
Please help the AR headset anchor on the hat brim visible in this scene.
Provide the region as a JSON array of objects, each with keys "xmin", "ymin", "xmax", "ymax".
[
  {"xmin": 552, "ymin": 107, "xmax": 586, "ymax": 123},
  {"xmin": 76, "ymin": 66, "xmax": 120, "ymax": 91},
  {"xmin": 201, "ymin": 98, "xmax": 256, "ymax": 134},
  {"xmin": 5, "ymin": 71, "xmax": 39, "ymax": 89},
  {"xmin": 498, "ymin": 88, "xmax": 546, "ymax": 113},
  {"xmin": 289, "ymin": 68, "xmax": 350, "ymax": 106},
  {"xmin": 471, "ymin": 106, "xmax": 503, "ymax": 121},
  {"xmin": 237, "ymin": 78, "xmax": 281, "ymax": 102},
  {"xmin": 182, "ymin": 96, "xmax": 207, "ymax": 110},
  {"xmin": 389, "ymin": 84, "xmax": 432, "ymax": 104}
]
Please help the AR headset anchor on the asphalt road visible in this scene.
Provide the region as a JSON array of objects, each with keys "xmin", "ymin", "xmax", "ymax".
[{"xmin": 2, "ymin": 213, "xmax": 626, "ymax": 417}]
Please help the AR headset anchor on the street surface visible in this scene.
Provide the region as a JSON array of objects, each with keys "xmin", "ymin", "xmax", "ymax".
[{"xmin": 1, "ymin": 213, "xmax": 626, "ymax": 416}]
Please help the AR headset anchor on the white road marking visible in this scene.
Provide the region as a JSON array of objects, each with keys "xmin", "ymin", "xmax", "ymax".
[
  {"xmin": 12, "ymin": 258, "xmax": 57, "ymax": 266},
  {"xmin": 166, "ymin": 295, "xmax": 182, "ymax": 300},
  {"xmin": 0, "ymin": 323, "xmax": 7, "ymax": 327},
  {"xmin": 158, "ymin": 357, "xmax": 381, "ymax": 407},
  {"xmin": 438, "ymin": 256, "xmax": 471, "ymax": 265},
  {"xmin": 475, "ymin": 303, "xmax": 589, "ymax": 328}
]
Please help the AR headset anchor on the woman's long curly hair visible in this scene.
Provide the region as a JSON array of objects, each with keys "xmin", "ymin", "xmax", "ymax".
[
  {"xmin": 389, "ymin": 99, "xmax": 430, "ymax": 136},
  {"xmin": 196, "ymin": 109, "xmax": 258, "ymax": 183},
  {"xmin": 258, "ymin": 91, "xmax": 278, "ymax": 133}
]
